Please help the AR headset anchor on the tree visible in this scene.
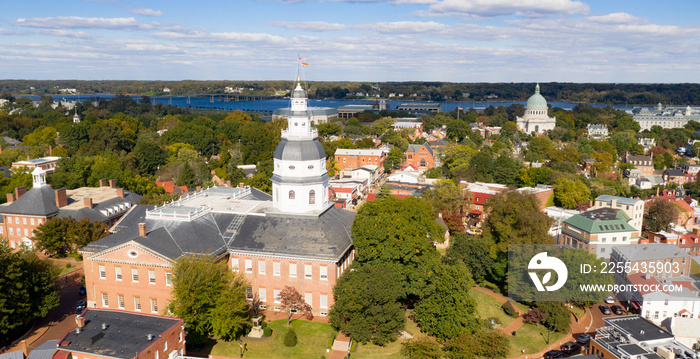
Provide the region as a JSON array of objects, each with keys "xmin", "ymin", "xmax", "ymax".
[
  {"xmin": 33, "ymin": 217, "xmax": 74, "ymax": 256},
  {"xmin": 485, "ymin": 191, "xmax": 554, "ymax": 248},
  {"xmin": 0, "ymin": 245, "xmax": 59, "ymax": 344},
  {"xmin": 352, "ymin": 196, "xmax": 443, "ymax": 303},
  {"xmin": 283, "ymin": 328, "xmax": 298, "ymax": 347},
  {"xmin": 329, "ymin": 264, "xmax": 405, "ymax": 346},
  {"xmin": 442, "ymin": 329, "xmax": 509, "ymax": 359},
  {"xmin": 168, "ymin": 254, "xmax": 250, "ymax": 343},
  {"xmin": 133, "ymin": 141, "xmax": 167, "ymax": 176},
  {"xmin": 278, "ymin": 286, "xmax": 313, "ymax": 326},
  {"xmin": 384, "ymin": 146, "xmax": 404, "ymax": 172},
  {"xmin": 445, "ymin": 234, "xmax": 493, "ymax": 284},
  {"xmin": 522, "ymin": 307, "xmax": 546, "ymax": 324},
  {"xmin": 413, "ymin": 261, "xmax": 479, "ymax": 340},
  {"xmin": 553, "ymin": 178, "xmax": 591, "ymax": 209},
  {"xmin": 177, "ymin": 163, "xmax": 196, "ymax": 188},
  {"xmin": 400, "ymin": 338, "xmax": 442, "ymax": 359},
  {"xmin": 536, "ymin": 302, "xmax": 571, "ymax": 333},
  {"xmin": 422, "ymin": 180, "xmax": 464, "ymax": 216},
  {"xmin": 644, "ymin": 198, "xmax": 679, "ymax": 232}
]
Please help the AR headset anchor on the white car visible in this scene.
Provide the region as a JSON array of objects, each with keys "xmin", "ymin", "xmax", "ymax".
[{"xmin": 605, "ymin": 295, "xmax": 615, "ymax": 304}]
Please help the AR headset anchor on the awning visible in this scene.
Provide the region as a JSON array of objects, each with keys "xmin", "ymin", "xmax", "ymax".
[{"xmin": 630, "ymin": 301, "xmax": 640, "ymax": 309}]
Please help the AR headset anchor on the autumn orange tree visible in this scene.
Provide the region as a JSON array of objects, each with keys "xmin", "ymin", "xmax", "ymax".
[{"xmin": 278, "ymin": 286, "xmax": 313, "ymax": 325}]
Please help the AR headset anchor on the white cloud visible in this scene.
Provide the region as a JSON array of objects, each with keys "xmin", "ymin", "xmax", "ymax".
[
  {"xmin": 36, "ymin": 29, "xmax": 93, "ymax": 38},
  {"xmin": 587, "ymin": 12, "xmax": 643, "ymax": 24},
  {"xmin": 371, "ymin": 21, "xmax": 447, "ymax": 33},
  {"xmin": 151, "ymin": 31, "xmax": 287, "ymax": 43},
  {"xmin": 422, "ymin": 0, "xmax": 590, "ymax": 18},
  {"xmin": 268, "ymin": 21, "xmax": 347, "ymax": 31},
  {"xmin": 13, "ymin": 16, "xmax": 141, "ymax": 29},
  {"xmin": 128, "ymin": 7, "xmax": 164, "ymax": 16}
]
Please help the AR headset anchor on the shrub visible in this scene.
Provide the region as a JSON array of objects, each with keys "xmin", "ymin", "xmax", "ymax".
[
  {"xmin": 263, "ymin": 327, "xmax": 272, "ymax": 337},
  {"xmin": 327, "ymin": 337, "xmax": 334, "ymax": 349},
  {"xmin": 65, "ymin": 263, "xmax": 71, "ymax": 268},
  {"xmin": 350, "ymin": 340, "xmax": 357, "ymax": 352},
  {"xmin": 502, "ymin": 301, "xmax": 517, "ymax": 318},
  {"xmin": 484, "ymin": 282, "xmax": 500, "ymax": 293},
  {"xmin": 283, "ymin": 328, "xmax": 298, "ymax": 347}
]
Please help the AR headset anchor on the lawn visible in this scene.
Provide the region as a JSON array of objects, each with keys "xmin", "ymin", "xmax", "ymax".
[
  {"xmin": 210, "ymin": 319, "xmax": 336, "ymax": 359},
  {"xmin": 352, "ymin": 311, "xmax": 426, "ymax": 359},
  {"xmin": 468, "ymin": 288, "xmax": 530, "ymax": 327},
  {"xmin": 508, "ymin": 322, "xmax": 566, "ymax": 358}
]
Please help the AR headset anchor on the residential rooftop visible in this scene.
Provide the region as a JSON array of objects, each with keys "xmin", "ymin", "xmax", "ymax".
[
  {"xmin": 613, "ymin": 243, "xmax": 690, "ymax": 262},
  {"xmin": 596, "ymin": 195, "xmax": 644, "ymax": 206}
]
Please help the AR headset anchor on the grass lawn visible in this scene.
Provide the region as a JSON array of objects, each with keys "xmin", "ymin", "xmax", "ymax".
[
  {"xmin": 508, "ymin": 323, "xmax": 566, "ymax": 358},
  {"xmin": 469, "ymin": 288, "xmax": 517, "ymax": 327},
  {"xmin": 210, "ymin": 319, "xmax": 336, "ymax": 359},
  {"xmin": 56, "ymin": 264, "xmax": 79, "ymax": 276},
  {"xmin": 352, "ymin": 311, "xmax": 425, "ymax": 359}
]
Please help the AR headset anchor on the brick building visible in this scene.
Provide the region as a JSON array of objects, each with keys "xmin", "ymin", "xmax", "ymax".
[
  {"xmin": 55, "ymin": 309, "xmax": 185, "ymax": 359},
  {"xmin": 11, "ymin": 156, "xmax": 61, "ymax": 174},
  {"xmin": 334, "ymin": 148, "xmax": 385, "ymax": 173},
  {"xmin": 560, "ymin": 208, "xmax": 640, "ymax": 258},
  {"xmin": 0, "ymin": 168, "xmax": 141, "ymax": 251},
  {"xmin": 80, "ymin": 78, "xmax": 354, "ymax": 318},
  {"xmin": 404, "ymin": 143, "xmax": 435, "ymax": 170}
]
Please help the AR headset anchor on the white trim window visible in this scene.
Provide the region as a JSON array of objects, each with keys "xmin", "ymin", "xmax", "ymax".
[
  {"xmin": 131, "ymin": 268, "xmax": 139, "ymax": 282},
  {"xmin": 151, "ymin": 299, "xmax": 158, "ymax": 313},
  {"xmin": 148, "ymin": 270, "xmax": 156, "ymax": 284},
  {"xmin": 245, "ymin": 259, "xmax": 253, "ymax": 273},
  {"xmin": 320, "ymin": 266, "xmax": 328, "ymax": 280},
  {"xmin": 274, "ymin": 289, "xmax": 281, "ymax": 303},
  {"xmin": 259, "ymin": 288, "xmax": 267, "ymax": 302},
  {"xmin": 305, "ymin": 293, "xmax": 312, "ymax": 308},
  {"xmin": 320, "ymin": 294, "xmax": 328, "ymax": 309},
  {"xmin": 289, "ymin": 263, "xmax": 297, "ymax": 278},
  {"xmin": 118, "ymin": 295, "xmax": 125, "ymax": 309},
  {"xmin": 304, "ymin": 264, "xmax": 312, "ymax": 279},
  {"xmin": 258, "ymin": 260, "xmax": 266, "ymax": 275},
  {"xmin": 101, "ymin": 293, "xmax": 109, "ymax": 307},
  {"xmin": 231, "ymin": 258, "xmax": 239, "ymax": 272},
  {"xmin": 165, "ymin": 272, "xmax": 172, "ymax": 286},
  {"xmin": 115, "ymin": 266, "xmax": 122, "ymax": 281},
  {"xmin": 134, "ymin": 297, "xmax": 141, "ymax": 311},
  {"xmin": 99, "ymin": 265, "xmax": 106, "ymax": 279},
  {"xmin": 273, "ymin": 261, "xmax": 280, "ymax": 276}
]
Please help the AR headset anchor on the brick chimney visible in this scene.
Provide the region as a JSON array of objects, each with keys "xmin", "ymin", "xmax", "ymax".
[
  {"xmin": 196, "ymin": 186, "xmax": 202, "ymax": 192},
  {"xmin": 19, "ymin": 340, "xmax": 28, "ymax": 357},
  {"xmin": 239, "ymin": 182, "xmax": 245, "ymax": 188},
  {"xmin": 6, "ymin": 193, "xmax": 15, "ymax": 203},
  {"xmin": 55, "ymin": 188, "xmax": 68, "ymax": 208},
  {"xmin": 84, "ymin": 197, "xmax": 93, "ymax": 209},
  {"xmin": 76, "ymin": 316, "xmax": 85, "ymax": 328},
  {"xmin": 116, "ymin": 188, "xmax": 125, "ymax": 198},
  {"xmin": 14, "ymin": 186, "xmax": 27, "ymax": 199},
  {"xmin": 138, "ymin": 223, "xmax": 146, "ymax": 237},
  {"xmin": 99, "ymin": 178, "xmax": 107, "ymax": 187},
  {"xmin": 109, "ymin": 179, "xmax": 116, "ymax": 188}
]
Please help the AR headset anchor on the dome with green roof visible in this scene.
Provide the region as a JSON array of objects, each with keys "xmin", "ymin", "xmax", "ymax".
[{"xmin": 526, "ymin": 83, "xmax": 547, "ymax": 109}]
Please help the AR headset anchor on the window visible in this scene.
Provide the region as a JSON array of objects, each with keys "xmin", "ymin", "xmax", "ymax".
[
  {"xmin": 273, "ymin": 262, "xmax": 280, "ymax": 276},
  {"xmin": 164, "ymin": 341, "xmax": 167, "ymax": 352},
  {"xmin": 309, "ymin": 190, "xmax": 315, "ymax": 205},
  {"xmin": 259, "ymin": 288, "xmax": 267, "ymax": 302},
  {"xmin": 320, "ymin": 294, "xmax": 328, "ymax": 309},
  {"xmin": 623, "ymin": 236, "xmax": 627, "ymax": 241},
  {"xmin": 14, "ymin": 217, "xmax": 18, "ymax": 224},
  {"xmin": 115, "ymin": 266, "xmax": 122, "ymax": 280},
  {"xmin": 118, "ymin": 295, "xmax": 125, "ymax": 309},
  {"xmin": 664, "ymin": 299, "xmax": 669, "ymax": 305},
  {"xmin": 165, "ymin": 272, "xmax": 172, "ymax": 286},
  {"xmin": 232, "ymin": 258, "xmax": 239, "ymax": 272},
  {"xmin": 289, "ymin": 190, "xmax": 295, "ymax": 199},
  {"xmin": 151, "ymin": 299, "xmax": 158, "ymax": 313},
  {"xmin": 274, "ymin": 289, "xmax": 281, "ymax": 303},
  {"xmin": 99, "ymin": 265, "xmax": 106, "ymax": 279},
  {"xmin": 134, "ymin": 297, "xmax": 141, "ymax": 311},
  {"xmin": 22, "ymin": 218, "xmax": 26, "ymax": 225},
  {"xmin": 305, "ymin": 264, "xmax": 312, "ymax": 279},
  {"xmin": 101, "ymin": 293, "xmax": 109, "ymax": 307},
  {"xmin": 148, "ymin": 270, "xmax": 156, "ymax": 284},
  {"xmin": 246, "ymin": 287, "xmax": 253, "ymax": 300},
  {"xmin": 30, "ymin": 218, "xmax": 34, "ymax": 225},
  {"xmin": 9, "ymin": 240, "xmax": 14, "ymax": 249},
  {"xmin": 289, "ymin": 263, "xmax": 297, "ymax": 277},
  {"xmin": 0, "ymin": 227, "xmax": 3, "ymax": 234},
  {"xmin": 305, "ymin": 293, "xmax": 312, "ymax": 308},
  {"xmin": 155, "ymin": 351, "xmax": 159, "ymax": 359},
  {"xmin": 23, "ymin": 229, "xmax": 27, "ymax": 237},
  {"xmin": 245, "ymin": 259, "xmax": 253, "ymax": 273},
  {"xmin": 7, "ymin": 217, "xmax": 10, "ymax": 223},
  {"xmin": 320, "ymin": 266, "xmax": 328, "ymax": 280},
  {"xmin": 132, "ymin": 268, "xmax": 139, "ymax": 282},
  {"xmin": 179, "ymin": 332, "xmax": 183, "ymax": 342},
  {"xmin": 8, "ymin": 228, "xmax": 12, "ymax": 235},
  {"xmin": 258, "ymin": 260, "xmax": 266, "ymax": 274}
]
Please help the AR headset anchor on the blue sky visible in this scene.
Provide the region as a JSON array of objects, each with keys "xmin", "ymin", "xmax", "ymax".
[{"xmin": 1, "ymin": 0, "xmax": 699, "ymax": 82}]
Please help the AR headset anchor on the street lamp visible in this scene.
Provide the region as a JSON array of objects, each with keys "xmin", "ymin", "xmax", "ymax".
[{"xmin": 239, "ymin": 339, "xmax": 243, "ymax": 358}]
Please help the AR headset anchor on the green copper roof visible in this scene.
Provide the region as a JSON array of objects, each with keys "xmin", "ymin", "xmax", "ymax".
[
  {"xmin": 563, "ymin": 208, "xmax": 635, "ymax": 234},
  {"xmin": 526, "ymin": 83, "xmax": 548, "ymax": 109}
]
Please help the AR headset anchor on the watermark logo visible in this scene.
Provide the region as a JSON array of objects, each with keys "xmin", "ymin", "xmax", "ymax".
[{"xmin": 528, "ymin": 252, "xmax": 568, "ymax": 292}]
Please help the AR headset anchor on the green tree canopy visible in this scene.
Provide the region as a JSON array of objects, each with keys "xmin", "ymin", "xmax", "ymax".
[
  {"xmin": 553, "ymin": 178, "xmax": 591, "ymax": 209},
  {"xmin": 422, "ymin": 180, "xmax": 464, "ymax": 216},
  {"xmin": 644, "ymin": 198, "xmax": 679, "ymax": 232}
]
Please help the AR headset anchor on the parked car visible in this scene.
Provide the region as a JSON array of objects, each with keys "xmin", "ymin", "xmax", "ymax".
[
  {"xmin": 76, "ymin": 300, "xmax": 85, "ymax": 314},
  {"xmin": 611, "ymin": 305, "xmax": 624, "ymax": 315},
  {"xmin": 78, "ymin": 286, "xmax": 86, "ymax": 296},
  {"xmin": 543, "ymin": 350, "xmax": 564, "ymax": 359},
  {"xmin": 467, "ymin": 228, "xmax": 483, "ymax": 235},
  {"xmin": 605, "ymin": 295, "xmax": 615, "ymax": 304},
  {"xmin": 561, "ymin": 341, "xmax": 581, "ymax": 354},
  {"xmin": 576, "ymin": 333, "xmax": 591, "ymax": 345},
  {"xmin": 599, "ymin": 305, "xmax": 612, "ymax": 315}
]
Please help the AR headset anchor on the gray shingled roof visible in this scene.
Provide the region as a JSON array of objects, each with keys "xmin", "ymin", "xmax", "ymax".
[
  {"xmin": 0, "ymin": 350, "xmax": 23, "ymax": 359},
  {"xmin": 27, "ymin": 340, "xmax": 58, "ymax": 359},
  {"xmin": 273, "ymin": 138, "xmax": 325, "ymax": 162},
  {"xmin": 596, "ymin": 195, "xmax": 642, "ymax": 206},
  {"xmin": 1, "ymin": 186, "xmax": 59, "ymax": 216},
  {"xmin": 613, "ymin": 243, "xmax": 690, "ymax": 262},
  {"xmin": 406, "ymin": 143, "xmax": 434, "ymax": 157}
]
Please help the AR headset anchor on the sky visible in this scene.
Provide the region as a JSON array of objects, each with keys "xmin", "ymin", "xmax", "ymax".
[{"xmin": 1, "ymin": 0, "xmax": 699, "ymax": 83}]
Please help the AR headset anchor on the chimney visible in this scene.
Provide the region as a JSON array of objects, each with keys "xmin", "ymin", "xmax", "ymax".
[
  {"xmin": 14, "ymin": 186, "xmax": 27, "ymax": 199},
  {"xmin": 55, "ymin": 188, "xmax": 68, "ymax": 208},
  {"xmin": 19, "ymin": 340, "xmax": 28, "ymax": 357},
  {"xmin": 239, "ymin": 182, "xmax": 245, "ymax": 188},
  {"xmin": 76, "ymin": 316, "xmax": 86, "ymax": 328},
  {"xmin": 116, "ymin": 188, "xmax": 125, "ymax": 198},
  {"xmin": 84, "ymin": 197, "xmax": 93, "ymax": 209},
  {"xmin": 109, "ymin": 179, "xmax": 116, "ymax": 188},
  {"xmin": 99, "ymin": 179, "xmax": 107, "ymax": 187},
  {"xmin": 138, "ymin": 223, "xmax": 146, "ymax": 237},
  {"xmin": 6, "ymin": 193, "xmax": 15, "ymax": 203},
  {"xmin": 196, "ymin": 186, "xmax": 202, "ymax": 192}
]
